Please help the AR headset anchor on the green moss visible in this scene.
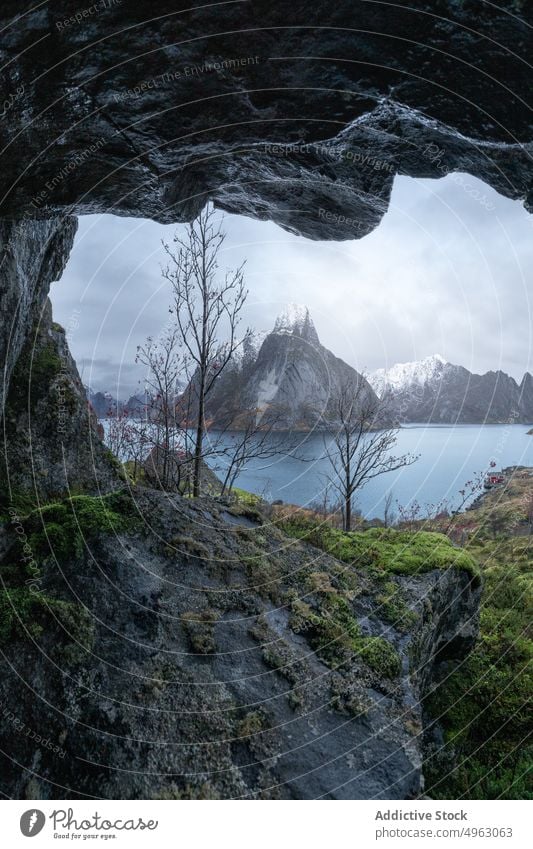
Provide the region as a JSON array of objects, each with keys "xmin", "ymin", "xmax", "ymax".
[
  {"xmin": 280, "ymin": 520, "xmax": 480, "ymax": 584},
  {"xmin": 355, "ymin": 636, "xmax": 402, "ymax": 678},
  {"xmin": 261, "ymin": 644, "xmax": 286, "ymax": 670},
  {"xmin": 287, "ymin": 590, "xmax": 400, "ymax": 676},
  {"xmin": 231, "ymin": 487, "xmax": 262, "ymax": 506},
  {"xmin": 243, "ymin": 554, "xmax": 282, "ymax": 600},
  {"xmin": 0, "ymin": 587, "xmax": 46, "ymax": 643},
  {"xmin": 20, "ymin": 491, "xmax": 138, "ymax": 564},
  {"xmin": 376, "ymin": 581, "xmax": 419, "ymax": 632},
  {"xmin": 53, "ymin": 599, "xmax": 95, "ymax": 664},
  {"xmin": 292, "ymin": 592, "xmax": 361, "ymax": 665},
  {"xmin": 236, "ymin": 710, "xmax": 266, "ymax": 739},
  {"xmin": 0, "ymin": 585, "xmax": 94, "ymax": 658},
  {"xmin": 27, "ymin": 343, "xmax": 62, "ymax": 406},
  {"xmin": 424, "ymin": 532, "xmax": 532, "ymax": 799},
  {"xmin": 168, "ymin": 534, "xmax": 210, "ymax": 559},
  {"xmin": 181, "ymin": 610, "xmax": 219, "ymax": 654}
]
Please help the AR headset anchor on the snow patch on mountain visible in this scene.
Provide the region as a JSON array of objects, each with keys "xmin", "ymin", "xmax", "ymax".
[
  {"xmin": 369, "ymin": 354, "xmax": 447, "ymax": 398},
  {"xmin": 273, "ymin": 303, "xmax": 310, "ymax": 333},
  {"xmin": 272, "ymin": 303, "xmax": 319, "ymax": 345},
  {"xmin": 256, "ymin": 367, "xmax": 281, "ymax": 417},
  {"xmin": 231, "ymin": 330, "xmax": 268, "ymax": 366}
]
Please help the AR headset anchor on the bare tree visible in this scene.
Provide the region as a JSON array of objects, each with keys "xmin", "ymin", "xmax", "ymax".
[
  {"xmin": 125, "ymin": 415, "xmax": 152, "ymax": 482},
  {"xmin": 383, "ymin": 490, "xmax": 395, "ymax": 528},
  {"xmin": 216, "ymin": 409, "xmax": 284, "ymax": 497},
  {"xmin": 135, "ymin": 324, "xmax": 187, "ymax": 490},
  {"xmin": 323, "ymin": 376, "xmax": 418, "ymax": 532},
  {"xmin": 163, "ymin": 206, "xmax": 252, "ymax": 497},
  {"xmin": 105, "ymin": 407, "xmax": 132, "ymax": 461}
]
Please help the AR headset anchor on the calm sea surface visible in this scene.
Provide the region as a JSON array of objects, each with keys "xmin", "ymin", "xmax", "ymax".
[
  {"xmin": 204, "ymin": 424, "xmax": 533, "ymax": 519},
  {"xmin": 101, "ymin": 421, "xmax": 532, "ymax": 519}
]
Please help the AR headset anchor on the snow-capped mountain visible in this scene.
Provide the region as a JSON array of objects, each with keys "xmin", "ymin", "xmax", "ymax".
[
  {"xmin": 369, "ymin": 356, "xmax": 533, "ymax": 424},
  {"xmin": 369, "ymin": 354, "xmax": 447, "ymax": 398},
  {"xmin": 229, "ymin": 330, "xmax": 268, "ymax": 367},
  {"xmin": 85, "ymin": 386, "xmax": 120, "ymax": 417},
  {"xmin": 204, "ymin": 304, "xmax": 378, "ymax": 430}
]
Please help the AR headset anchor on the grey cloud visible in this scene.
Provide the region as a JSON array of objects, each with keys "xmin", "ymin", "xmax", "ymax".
[{"xmin": 50, "ymin": 173, "xmax": 533, "ymax": 397}]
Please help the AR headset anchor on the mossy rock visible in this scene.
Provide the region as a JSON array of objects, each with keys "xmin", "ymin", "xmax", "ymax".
[
  {"xmin": 289, "ymin": 591, "xmax": 360, "ymax": 666},
  {"xmin": 354, "ymin": 636, "xmax": 402, "ymax": 678},
  {"xmin": 279, "ymin": 519, "xmax": 480, "ymax": 584},
  {"xmin": 0, "ymin": 585, "xmax": 94, "ymax": 658},
  {"xmin": 26, "ymin": 491, "xmax": 138, "ymax": 562},
  {"xmin": 424, "ymin": 497, "xmax": 533, "ymax": 800},
  {"xmin": 7, "ymin": 339, "xmax": 62, "ymax": 412},
  {"xmin": 375, "ymin": 580, "xmax": 419, "ymax": 632}
]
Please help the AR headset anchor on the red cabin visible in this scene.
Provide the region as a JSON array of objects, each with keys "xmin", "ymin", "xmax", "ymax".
[{"xmin": 484, "ymin": 473, "xmax": 505, "ymax": 489}]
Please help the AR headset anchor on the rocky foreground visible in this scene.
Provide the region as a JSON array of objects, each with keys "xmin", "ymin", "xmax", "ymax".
[
  {"xmin": 0, "ymin": 300, "xmax": 482, "ymax": 799},
  {"xmin": 0, "ymin": 483, "xmax": 480, "ymax": 799}
]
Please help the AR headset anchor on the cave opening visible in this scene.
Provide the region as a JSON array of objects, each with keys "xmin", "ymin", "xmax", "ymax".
[
  {"xmin": 0, "ymin": 0, "xmax": 531, "ymax": 805},
  {"xmin": 36, "ymin": 171, "xmax": 532, "ymax": 518}
]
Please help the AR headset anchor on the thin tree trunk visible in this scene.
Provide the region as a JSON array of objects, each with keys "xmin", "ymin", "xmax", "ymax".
[
  {"xmin": 193, "ymin": 413, "xmax": 203, "ymax": 497},
  {"xmin": 345, "ymin": 494, "xmax": 351, "ymax": 532},
  {"xmin": 345, "ymin": 438, "xmax": 351, "ymax": 532}
]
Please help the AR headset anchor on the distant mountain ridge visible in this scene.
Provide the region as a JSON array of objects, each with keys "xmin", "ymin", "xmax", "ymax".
[
  {"xmin": 87, "ymin": 318, "xmax": 533, "ymax": 426},
  {"xmin": 368, "ymin": 355, "xmax": 533, "ymax": 424},
  {"xmin": 85, "ymin": 387, "xmax": 119, "ymax": 418}
]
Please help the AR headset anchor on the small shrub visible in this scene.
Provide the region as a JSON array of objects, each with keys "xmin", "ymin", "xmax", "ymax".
[{"xmin": 169, "ymin": 535, "xmax": 210, "ymax": 559}]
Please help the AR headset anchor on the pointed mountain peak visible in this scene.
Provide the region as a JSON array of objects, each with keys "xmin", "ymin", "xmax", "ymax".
[{"xmin": 272, "ymin": 303, "xmax": 319, "ymax": 344}]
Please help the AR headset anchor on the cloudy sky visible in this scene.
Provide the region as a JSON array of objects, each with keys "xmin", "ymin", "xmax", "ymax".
[{"xmin": 50, "ymin": 173, "xmax": 533, "ymax": 398}]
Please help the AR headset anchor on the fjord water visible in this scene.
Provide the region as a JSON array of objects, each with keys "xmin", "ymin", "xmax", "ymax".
[{"xmin": 207, "ymin": 424, "xmax": 533, "ymax": 519}]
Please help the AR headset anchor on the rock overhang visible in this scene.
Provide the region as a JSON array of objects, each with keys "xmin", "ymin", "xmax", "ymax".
[{"xmin": 0, "ymin": 1, "xmax": 531, "ymax": 241}]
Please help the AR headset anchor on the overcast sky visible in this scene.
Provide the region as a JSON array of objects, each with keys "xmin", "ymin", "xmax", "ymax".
[{"xmin": 50, "ymin": 173, "xmax": 533, "ymax": 398}]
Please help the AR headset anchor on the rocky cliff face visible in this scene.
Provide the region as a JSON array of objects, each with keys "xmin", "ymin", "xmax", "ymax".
[
  {"xmin": 1, "ymin": 2, "xmax": 532, "ymax": 421},
  {"xmin": 0, "ymin": 2, "xmax": 531, "ymax": 238},
  {"xmin": 206, "ymin": 306, "xmax": 378, "ymax": 429},
  {"xmin": 0, "ymin": 489, "xmax": 480, "ymax": 799},
  {"xmin": 370, "ymin": 356, "xmax": 533, "ymax": 424},
  {"xmin": 0, "ymin": 299, "xmax": 120, "ymax": 508},
  {"xmin": 519, "ymin": 373, "xmax": 533, "ymax": 422},
  {"xmin": 0, "ymin": 218, "xmax": 76, "ymax": 416}
]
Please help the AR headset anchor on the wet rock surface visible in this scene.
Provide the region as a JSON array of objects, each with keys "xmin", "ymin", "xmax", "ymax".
[
  {"xmin": 0, "ymin": 2, "xmax": 531, "ymax": 239},
  {"xmin": 0, "ymin": 218, "xmax": 76, "ymax": 415},
  {"xmin": 0, "ymin": 298, "xmax": 120, "ymax": 505},
  {"xmin": 0, "ymin": 2, "xmax": 531, "ymax": 415},
  {"xmin": 0, "ymin": 490, "xmax": 480, "ymax": 798}
]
